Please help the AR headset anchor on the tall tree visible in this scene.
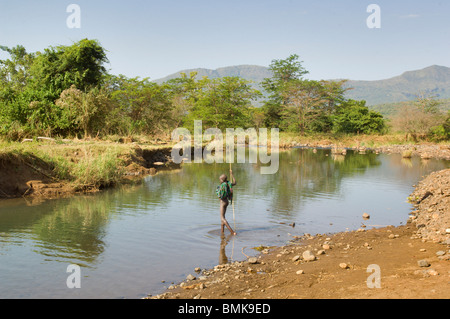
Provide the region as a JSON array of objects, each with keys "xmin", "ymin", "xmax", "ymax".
[
  {"xmin": 183, "ymin": 76, "xmax": 260, "ymax": 131},
  {"xmin": 109, "ymin": 76, "xmax": 174, "ymax": 136},
  {"xmin": 261, "ymin": 54, "xmax": 309, "ymax": 128},
  {"xmin": 29, "ymin": 38, "xmax": 108, "ymax": 96},
  {"xmin": 280, "ymin": 79, "xmax": 327, "ymax": 133},
  {"xmin": 414, "ymin": 91, "xmax": 441, "ymax": 114},
  {"xmin": 166, "ymin": 72, "xmax": 199, "ymax": 128},
  {"xmin": 0, "ymin": 45, "xmax": 35, "ymax": 91}
]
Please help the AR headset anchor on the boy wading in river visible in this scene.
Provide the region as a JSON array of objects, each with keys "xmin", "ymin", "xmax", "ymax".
[{"xmin": 216, "ymin": 170, "xmax": 237, "ymax": 235}]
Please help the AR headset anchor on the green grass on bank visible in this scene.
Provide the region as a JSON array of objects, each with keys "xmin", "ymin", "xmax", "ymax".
[{"xmin": 0, "ymin": 140, "xmax": 139, "ymax": 190}]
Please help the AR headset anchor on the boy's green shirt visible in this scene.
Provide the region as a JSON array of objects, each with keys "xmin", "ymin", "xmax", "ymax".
[{"xmin": 216, "ymin": 181, "xmax": 233, "ymax": 200}]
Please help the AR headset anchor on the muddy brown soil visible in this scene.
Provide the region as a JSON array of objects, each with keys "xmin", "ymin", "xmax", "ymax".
[
  {"xmin": 152, "ymin": 224, "xmax": 449, "ymax": 299},
  {"xmin": 0, "ymin": 153, "xmax": 75, "ymax": 199}
]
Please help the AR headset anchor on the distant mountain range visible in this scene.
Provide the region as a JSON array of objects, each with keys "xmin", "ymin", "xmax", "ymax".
[
  {"xmin": 154, "ymin": 64, "xmax": 450, "ymax": 106},
  {"xmin": 154, "ymin": 65, "xmax": 272, "ymax": 85},
  {"xmin": 345, "ymin": 65, "xmax": 450, "ymax": 105}
]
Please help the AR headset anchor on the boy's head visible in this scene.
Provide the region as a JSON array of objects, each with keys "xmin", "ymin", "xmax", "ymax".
[{"xmin": 220, "ymin": 174, "xmax": 227, "ymax": 183}]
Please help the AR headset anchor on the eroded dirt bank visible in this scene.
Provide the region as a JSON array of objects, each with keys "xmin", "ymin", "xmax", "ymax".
[
  {"xmin": 150, "ymin": 169, "xmax": 450, "ymax": 300},
  {"xmin": 0, "ymin": 143, "xmax": 176, "ymax": 200}
]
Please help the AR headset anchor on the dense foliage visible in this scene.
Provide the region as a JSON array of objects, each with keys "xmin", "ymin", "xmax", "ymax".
[{"xmin": 3, "ymin": 39, "xmax": 443, "ymax": 141}]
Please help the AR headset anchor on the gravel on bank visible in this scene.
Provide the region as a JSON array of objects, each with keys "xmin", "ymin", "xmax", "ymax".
[
  {"xmin": 409, "ymin": 168, "xmax": 450, "ymax": 244},
  {"xmin": 375, "ymin": 144, "xmax": 450, "ymax": 161}
]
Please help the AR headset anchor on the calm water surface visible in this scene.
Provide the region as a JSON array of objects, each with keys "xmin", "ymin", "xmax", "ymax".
[{"xmin": 0, "ymin": 148, "xmax": 448, "ymax": 298}]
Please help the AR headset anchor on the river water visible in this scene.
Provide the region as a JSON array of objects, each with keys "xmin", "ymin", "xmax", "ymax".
[{"xmin": 0, "ymin": 148, "xmax": 448, "ymax": 299}]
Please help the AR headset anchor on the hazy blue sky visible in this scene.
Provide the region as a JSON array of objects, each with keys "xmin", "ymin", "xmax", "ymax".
[{"xmin": 0, "ymin": 0, "xmax": 449, "ymax": 81}]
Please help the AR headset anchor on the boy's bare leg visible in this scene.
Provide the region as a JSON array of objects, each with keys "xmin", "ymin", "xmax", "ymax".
[{"xmin": 220, "ymin": 199, "xmax": 236, "ymax": 235}]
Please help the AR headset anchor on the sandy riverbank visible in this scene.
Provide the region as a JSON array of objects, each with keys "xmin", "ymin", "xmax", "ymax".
[{"xmin": 150, "ymin": 225, "xmax": 449, "ymax": 299}]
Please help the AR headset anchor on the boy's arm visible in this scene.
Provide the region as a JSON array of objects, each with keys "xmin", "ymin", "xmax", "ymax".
[{"xmin": 230, "ymin": 170, "xmax": 236, "ymax": 186}]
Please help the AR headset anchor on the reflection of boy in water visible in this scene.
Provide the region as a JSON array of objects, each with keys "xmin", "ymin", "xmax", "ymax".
[
  {"xmin": 219, "ymin": 234, "xmax": 233, "ymax": 265},
  {"xmin": 219, "ymin": 170, "xmax": 237, "ymax": 235}
]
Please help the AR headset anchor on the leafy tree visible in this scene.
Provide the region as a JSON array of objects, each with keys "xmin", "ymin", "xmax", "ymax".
[
  {"xmin": 109, "ymin": 76, "xmax": 174, "ymax": 136},
  {"xmin": 0, "ymin": 39, "xmax": 109, "ymax": 138},
  {"xmin": 55, "ymin": 85, "xmax": 111, "ymax": 138},
  {"xmin": 261, "ymin": 54, "xmax": 309, "ymax": 128},
  {"xmin": 165, "ymin": 72, "xmax": 199, "ymax": 128},
  {"xmin": 0, "ymin": 45, "xmax": 37, "ymax": 136},
  {"xmin": 333, "ymin": 100, "xmax": 386, "ymax": 134},
  {"xmin": 29, "ymin": 38, "xmax": 108, "ymax": 96},
  {"xmin": 262, "ymin": 54, "xmax": 309, "ymax": 91},
  {"xmin": 280, "ymin": 79, "xmax": 327, "ymax": 133},
  {"xmin": 183, "ymin": 76, "xmax": 260, "ymax": 131},
  {"xmin": 320, "ymin": 80, "xmax": 349, "ymax": 113},
  {"xmin": 261, "ymin": 55, "xmax": 350, "ymax": 133},
  {"xmin": 248, "ymin": 106, "xmax": 266, "ymax": 129},
  {"xmin": 0, "ymin": 45, "xmax": 35, "ymax": 91}
]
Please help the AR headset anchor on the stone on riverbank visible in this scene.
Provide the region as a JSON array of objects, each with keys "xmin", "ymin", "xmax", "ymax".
[
  {"xmin": 186, "ymin": 274, "xmax": 196, "ymax": 281},
  {"xmin": 302, "ymin": 250, "xmax": 316, "ymax": 261},
  {"xmin": 417, "ymin": 260, "xmax": 430, "ymax": 267}
]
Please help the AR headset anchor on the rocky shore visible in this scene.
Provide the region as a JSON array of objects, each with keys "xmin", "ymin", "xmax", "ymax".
[
  {"xmin": 409, "ymin": 169, "xmax": 450, "ymax": 244},
  {"xmin": 149, "ymin": 225, "xmax": 449, "ymax": 299},
  {"xmin": 375, "ymin": 144, "xmax": 450, "ymax": 161},
  {"xmin": 286, "ymin": 141, "xmax": 450, "ymax": 161}
]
